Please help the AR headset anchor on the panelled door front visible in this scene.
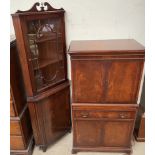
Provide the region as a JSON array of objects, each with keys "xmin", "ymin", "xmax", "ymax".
[
  {"xmin": 73, "ymin": 119, "xmax": 133, "ymax": 148},
  {"xmin": 72, "ymin": 60, "xmax": 143, "ymax": 103}
]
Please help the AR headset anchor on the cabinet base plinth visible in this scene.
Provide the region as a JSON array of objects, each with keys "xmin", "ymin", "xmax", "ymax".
[{"xmin": 71, "ymin": 146, "xmax": 132, "ymax": 154}]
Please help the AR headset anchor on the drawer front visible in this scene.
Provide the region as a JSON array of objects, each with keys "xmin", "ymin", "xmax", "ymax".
[
  {"xmin": 10, "ymin": 120, "xmax": 22, "ymax": 135},
  {"xmin": 10, "ymin": 136, "xmax": 25, "ymax": 150},
  {"xmin": 74, "ymin": 110, "xmax": 135, "ymax": 119},
  {"xmin": 73, "ymin": 104, "xmax": 138, "ymax": 120}
]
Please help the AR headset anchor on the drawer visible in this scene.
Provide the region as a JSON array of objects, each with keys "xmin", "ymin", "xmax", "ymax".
[
  {"xmin": 10, "ymin": 120, "xmax": 22, "ymax": 135},
  {"xmin": 74, "ymin": 110, "xmax": 135, "ymax": 119},
  {"xmin": 10, "ymin": 107, "xmax": 32, "ymax": 136},
  {"xmin": 10, "ymin": 136, "xmax": 26, "ymax": 150},
  {"xmin": 72, "ymin": 104, "xmax": 138, "ymax": 120}
]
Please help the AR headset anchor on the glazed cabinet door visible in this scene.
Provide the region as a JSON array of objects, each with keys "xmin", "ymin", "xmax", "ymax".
[
  {"xmin": 72, "ymin": 60, "xmax": 143, "ymax": 103},
  {"xmin": 26, "ymin": 16, "xmax": 66, "ymax": 93}
]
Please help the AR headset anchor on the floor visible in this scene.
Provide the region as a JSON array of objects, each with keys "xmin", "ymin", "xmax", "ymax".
[{"xmin": 32, "ymin": 133, "xmax": 145, "ymax": 155}]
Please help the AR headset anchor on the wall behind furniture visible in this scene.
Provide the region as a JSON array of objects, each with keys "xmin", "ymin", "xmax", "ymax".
[{"xmin": 10, "ymin": 0, "xmax": 145, "ymax": 80}]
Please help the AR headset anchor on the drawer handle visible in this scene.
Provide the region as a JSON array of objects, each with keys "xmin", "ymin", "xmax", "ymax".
[
  {"xmin": 81, "ymin": 113, "xmax": 89, "ymax": 118},
  {"xmin": 119, "ymin": 113, "xmax": 127, "ymax": 119}
]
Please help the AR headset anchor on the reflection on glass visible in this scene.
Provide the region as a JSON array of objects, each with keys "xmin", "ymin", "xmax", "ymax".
[{"xmin": 27, "ymin": 19, "xmax": 65, "ymax": 91}]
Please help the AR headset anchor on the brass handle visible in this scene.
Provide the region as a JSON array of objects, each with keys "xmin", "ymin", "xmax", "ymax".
[
  {"xmin": 119, "ymin": 113, "xmax": 127, "ymax": 119},
  {"xmin": 81, "ymin": 112, "xmax": 89, "ymax": 118}
]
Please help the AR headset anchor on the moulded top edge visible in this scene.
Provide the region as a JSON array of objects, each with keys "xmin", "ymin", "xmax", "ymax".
[
  {"xmin": 68, "ymin": 39, "xmax": 145, "ymax": 55},
  {"xmin": 68, "ymin": 50, "xmax": 145, "ymax": 56}
]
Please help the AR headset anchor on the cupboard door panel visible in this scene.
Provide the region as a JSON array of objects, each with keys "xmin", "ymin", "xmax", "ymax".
[
  {"xmin": 103, "ymin": 121, "xmax": 133, "ymax": 147},
  {"xmin": 72, "ymin": 60, "xmax": 105, "ymax": 103},
  {"xmin": 104, "ymin": 61, "xmax": 144, "ymax": 103},
  {"xmin": 72, "ymin": 60, "xmax": 143, "ymax": 103},
  {"xmin": 37, "ymin": 85, "xmax": 71, "ymax": 144},
  {"xmin": 74, "ymin": 120, "xmax": 102, "ymax": 147}
]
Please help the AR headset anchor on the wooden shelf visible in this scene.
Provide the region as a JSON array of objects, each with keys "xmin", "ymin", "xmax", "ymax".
[
  {"xmin": 28, "ymin": 33, "xmax": 62, "ymax": 44},
  {"xmin": 33, "ymin": 58, "xmax": 63, "ymax": 70}
]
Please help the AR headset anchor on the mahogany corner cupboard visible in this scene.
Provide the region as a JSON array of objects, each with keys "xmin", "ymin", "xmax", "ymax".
[
  {"xmin": 12, "ymin": 2, "xmax": 71, "ymax": 152},
  {"xmin": 68, "ymin": 39, "xmax": 145, "ymax": 154}
]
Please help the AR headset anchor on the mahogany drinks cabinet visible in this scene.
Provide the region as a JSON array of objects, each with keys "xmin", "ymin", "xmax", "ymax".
[
  {"xmin": 12, "ymin": 3, "xmax": 71, "ymax": 152},
  {"xmin": 68, "ymin": 39, "xmax": 145, "ymax": 154}
]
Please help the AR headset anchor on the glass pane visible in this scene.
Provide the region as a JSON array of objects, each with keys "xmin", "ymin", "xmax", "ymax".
[{"xmin": 27, "ymin": 18, "xmax": 65, "ymax": 91}]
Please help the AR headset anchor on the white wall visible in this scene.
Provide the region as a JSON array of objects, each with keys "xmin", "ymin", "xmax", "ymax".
[{"xmin": 10, "ymin": 0, "xmax": 145, "ymax": 79}]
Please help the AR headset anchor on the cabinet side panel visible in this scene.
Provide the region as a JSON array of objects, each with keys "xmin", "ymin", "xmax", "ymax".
[
  {"xmin": 10, "ymin": 41, "xmax": 26, "ymax": 115},
  {"xmin": 28, "ymin": 102, "xmax": 42, "ymax": 145},
  {"xmin": 10, "ymin": 100, "xmax": 16, "ymax": 117},
  {"xmin": 20, "ymin": 107, "xmax": 33, "ymax": 146}
]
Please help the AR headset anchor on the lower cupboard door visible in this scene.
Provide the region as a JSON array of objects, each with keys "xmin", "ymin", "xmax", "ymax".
[
  {"xmin": 73, "ymin": 120, "xmax": 102, "ymax": 147},
  {"xmin": 103, "ymin": 120, "xmax": 133, "ymax": 147},
  {"xmin": 73, "ymin": 120, "xmax": 133, "ymax": 147}
]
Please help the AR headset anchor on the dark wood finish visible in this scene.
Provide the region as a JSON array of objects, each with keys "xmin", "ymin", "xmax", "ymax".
[
  {"xmin": 28, "ymin": 81, "xmax": 71, "ymax": 151},
  {"xmin": 134, "ymin": 79, "xmax": 145, "ymax": 142},
  {"xmin": 69, "ymin": 39, "xmax": 144, "ymax": 54},
  {"xmin": 12, "ymin": 3, "xmax": 71, "ymax": 152},
  {"xmin": 10, "ymin": 39, "xmax": 34, "ymax": 155},
  {"xmin": 10, "ymin": 120, "xmax": 22, "ymax": 135},
  {"xmin": 10, "ymin": 107, "xmax": 32, "ymax": 140},
  {"xmin": 10, "ymin": 136, "xmax": 26, "ymax": 150},
  {"xmin": 10, "ymin": 40, "xmax": 26, "ymax": 116},
  {"xmin": 72, "ymin": 104, "xmax": 138, "ymax": 154},
  {"xmin": 71, "ymin": 60, "xmax": 143, "ymax": 103},
  {"xmin": 69, "ymin": 40, "xmax": 145, "ymax": 154},
  {"xmin": 134, "ymin": 106, "xmax": 145, "ymax": 142},
  {"xmin": 10, "ymin": 100, "xmax": 16, "ymax": 117},
  {"xmin": 11, "ymin": 136, "xmax": 34, "ymax": 155},
  {"xmin": 135, "ymin": 113, "xmax": 145, "ymax": 142}
]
